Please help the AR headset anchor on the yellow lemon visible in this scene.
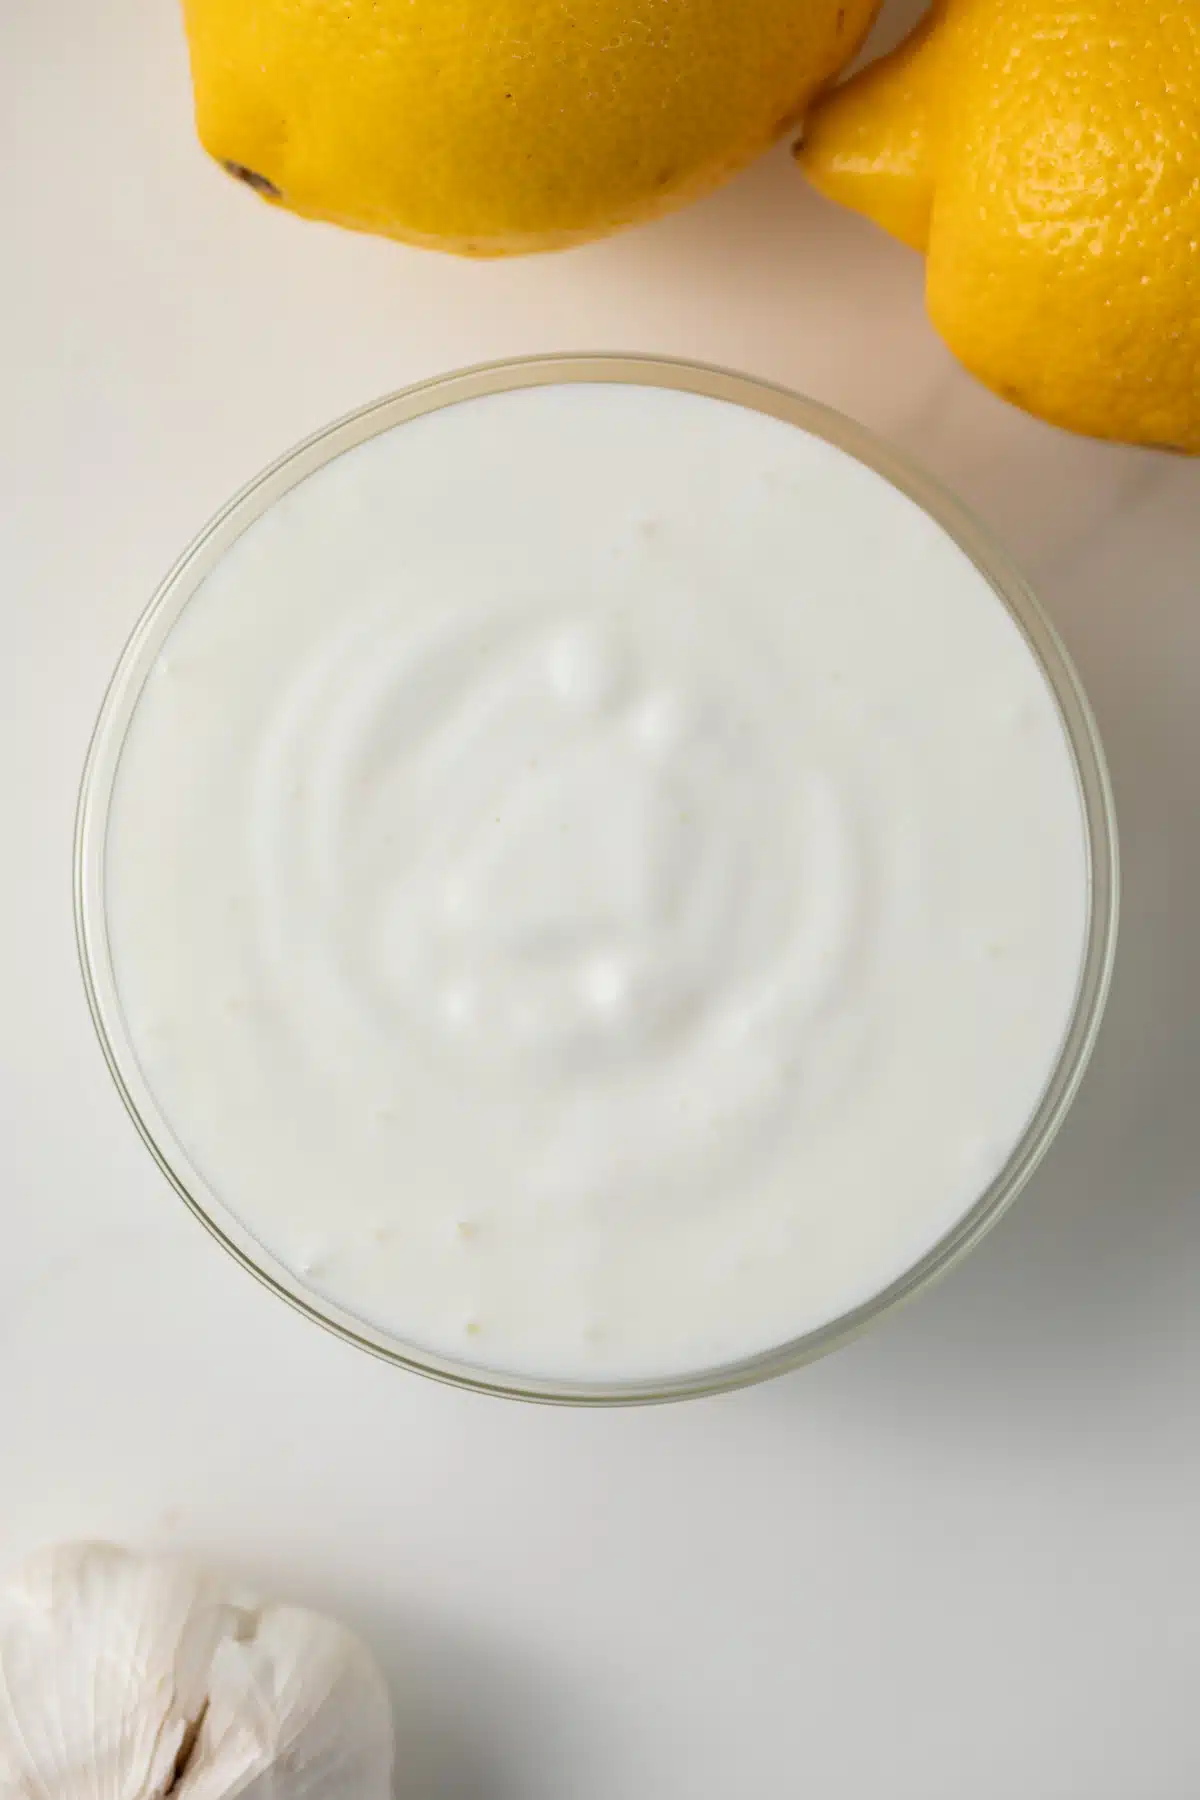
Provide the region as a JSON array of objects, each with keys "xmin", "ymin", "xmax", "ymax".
[
  {"xmin": 183, "ymin": 0, "xmax": 880, "ymax": 256},
  {"xmin": 798, "ymin": 0, "xmax": 1200, "ymax": 452}
]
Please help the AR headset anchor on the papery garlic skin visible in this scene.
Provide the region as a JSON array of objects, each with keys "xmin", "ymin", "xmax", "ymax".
[
  {"xmin": 175, "ymin": 1604, "xmax": 394, "ymax": 1799},
  {"xmin": 0, "ymin": 1545, "xmax": 394, "ymax": 1800}
]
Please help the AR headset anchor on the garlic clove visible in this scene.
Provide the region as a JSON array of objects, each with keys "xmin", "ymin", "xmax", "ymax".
[
  {"xmin": 0, "ymin": 1543, "xmax": 236, "ymax": 1800},
  {"xmin": 0, "ymin": 1545, "xmax": 394, "ymax": 1800},
  {"xmin": 175, "ymin": 1604, "xmax": 394, "ymax": 1800}
]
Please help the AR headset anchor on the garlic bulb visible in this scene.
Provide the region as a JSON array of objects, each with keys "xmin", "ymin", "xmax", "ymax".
[{"xmin": 0, "ymin": 1544, "xmax": 394, "ymax": 1799}]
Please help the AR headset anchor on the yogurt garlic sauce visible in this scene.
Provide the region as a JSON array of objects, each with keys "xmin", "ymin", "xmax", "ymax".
[{"xmin": 99, "ymin": 377, "xmax": 1093, "ymax": 1384}]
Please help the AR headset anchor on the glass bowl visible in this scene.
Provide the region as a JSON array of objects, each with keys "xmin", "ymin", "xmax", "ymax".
[{"xmin": 75, "ymin": 355, "xmax": 1119, "ymax": 1405}]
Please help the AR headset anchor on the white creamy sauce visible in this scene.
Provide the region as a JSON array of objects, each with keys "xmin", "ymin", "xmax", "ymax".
[{"xmin": 104, "ymin": 383, "xmax": 1090, "ymax": 1381}]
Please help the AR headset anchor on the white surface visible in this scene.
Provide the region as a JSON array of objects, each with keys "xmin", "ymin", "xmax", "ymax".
[
  {"xmin": 1, "ymin": 0, "xmax": 1198, "ymax": 1792},
  {"xmin": 103, "ymin": 379, "xmax": 1089, "ymax": 1384}
]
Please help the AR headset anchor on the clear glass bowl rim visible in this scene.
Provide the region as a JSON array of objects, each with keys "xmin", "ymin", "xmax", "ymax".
[{"xmin": 75, "ymin": 353, "xmax": 1120, "ymax": 1406}]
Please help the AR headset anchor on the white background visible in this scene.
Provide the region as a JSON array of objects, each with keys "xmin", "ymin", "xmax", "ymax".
[{"xmin": 3, "ymin": 1, "xmax": 1199, "ymax": 1792}]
